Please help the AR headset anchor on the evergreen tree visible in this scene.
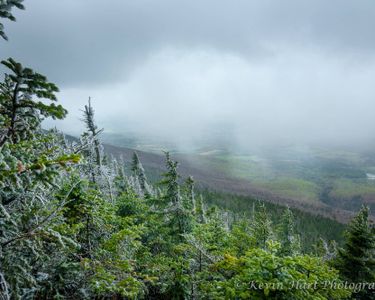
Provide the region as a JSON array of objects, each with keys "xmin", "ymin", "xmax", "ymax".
[
  {"xmin": 131, "ymin": 151, "xmax": 148, "ymax": 195},
  {"xmin": 184, "ymin": 175, "xmax": 195, "ymax": 211},
  {"xmin": 81, "ymin": 100, "xmax": 117, "ymax": 203},
  {"xmin": 207, "ymin": 246, "xmax": 351, "ymax": 299},
  {"xmin": 203, "ymin": 206, "xmax": 230, "ymax": 255},
  {"xmin": 161, "ymin": 152, "xmax": 180, "ymax": 206},
  {"xmin": 0, "ymin": 0, "xmax": 25, "ymax": 40},
  {"xmin": 314, "ymin": 238, "xmax": 337, "ymax": 261},
  {"xmin": 160, "ymin": 152, "xmax": 192, "ymax": 237},
  {"xmin": 131, "ymin": 151, "xmax": 140, "ymax": 174},
  {"xmin": 0, "ymin": 58, "xmax": 67, "ymax": 147},
  {"xmin": 82, "ymin": 98, "xmax": 103, "ymax": 168},
  {"xmin": 0, "ymin": 114, "xmax": 80, "ymax": 298},
  {"xmin": 277, "ymin": 207, "xmax": 300, "ymax": 256},
  {"xmin": 335, "ymin": 205, "xmax": 375, "ymax": 299},
  {"xmin": 112, "ymin": 156, "xmax": 128, "ymax": 194},
  {"xmin": 195, "ymin": 195, "xmax": 207, "ymax": 224},
  {"xmin": 251, "ymin": 203, "xmax": 273, "ymax": 249},
  {"xmin": 229, "ymin": 218, "xmax": 254, "ymax": 256}
]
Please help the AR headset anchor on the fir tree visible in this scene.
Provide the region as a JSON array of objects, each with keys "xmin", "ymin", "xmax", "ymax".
[
  {"xmin": 0, "ymin": 58, "xmax": 67, "ymax": 147},
  {"xmin": 131, "ymin": 151, "xmax": 148, "ymax": 194},
  {"xmin": 184, "ymin": 176, "xmax": 195, "ymax": 211},
  {"xmin": 112, "ymin": 156, "xmax": 128, "ymax": 194},
  {"xmin": 194, "ymin": 195, "xmax": 206, "ymax": 224},
  {"xmin": 229, "ymin": 218, "xmax": 254, "ymax": 256},
  {"xmin": 251, "ymin": 203, "xmax": 273, "ymax": 249},
  {"xmin": 314, "ymin": 238, "xmax": 337, "ymax": 261},
  {"xmin": 131, "ymin": 151, "xmax": 140, "ymax": 174},
  {"xmin": 160, "ymin": 152, "xmax": 192, "ymax": 237},
  {"xmin": 161, "ymin": 152, "xmax": 180, "ymax": 206},
  {"xmin": 335, "ymin": 205, "xmax": 375, "ymax": 299},
  {"xmin": 82, "ymin": 98, "xmax": 103, "ymax": 168},
  {"xmin": 277, "ymin": 207, "xmax": 300, "ymax": 256},
  {"xmin": 80, "ymin": 100, "xmax": 117, "ymax": 202}
]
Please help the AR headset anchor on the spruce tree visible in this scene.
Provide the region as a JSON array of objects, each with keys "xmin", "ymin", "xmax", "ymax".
[
  {"xmin": 0, "ymin": 58, "xmax": 67, "ymax": 147},
  {"xmin": 277, "ymin": 207, "xmax": 300, "ymax": 256},
  {"xmin": 160, "ymin": 152, "xmax": 192, "ymax": 237},
  {"xmin": 0, "ymin": 82, "xmax": 80, "ymax": 298},
  {"xmin": 184, "ymin": 176, "xmax": 195, "ymax": 211},
  {"xmin": 251, "ymin": 203, "xmax": 273, "ymax": 249},
  {"xmin": 194, "ymin": 195, "xmax": 206, "ymax": 224},
  {"xmin": 82, "ymin": 98, "xmax": 103, "ymax": 168},
  {"xmin": 335, "ymin": 205, "xmax": 375, "ymax": 299},
  {"xmin": 131, "ymin": 151, "xmax": 140, "ymax": 174},
  {"xmin": 229, "ymin": 218, "xmax": 254, "ymax": 256},
  {"xmin": 113, "ymin": 156, "xmax": 128, "ymax": 194},
  {"xmin": 162, "ymin": 152, "xmax": 180, "ymax": 206},
  {"xmin": 314, "ymin": 238, "xmax": 337, "ymax": 261},
  {"xmin": 131, "ymin": 151, "xmax": 148, "ymax": 194}
]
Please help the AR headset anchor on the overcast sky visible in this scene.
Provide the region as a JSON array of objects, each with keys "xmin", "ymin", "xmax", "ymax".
[{"xmin": 2, "ymin": 0, "xmax": 375, "ymax": 149}]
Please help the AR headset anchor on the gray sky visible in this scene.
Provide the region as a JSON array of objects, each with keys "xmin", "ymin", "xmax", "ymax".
[{"xmin": 2, "ymin": 0, "xmax": 375, "ymax": 149}]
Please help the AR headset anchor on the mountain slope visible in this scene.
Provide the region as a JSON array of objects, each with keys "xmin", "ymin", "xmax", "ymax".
[{"xmin": 101, "ymin": 142, "xmax": 361, "ymax": 223}]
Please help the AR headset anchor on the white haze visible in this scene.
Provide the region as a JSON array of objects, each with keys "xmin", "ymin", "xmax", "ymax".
[
  {"xmin": 2, "ymin": 0, "xmax": 375, "ymax": 151},
  {"xmin": 48, "ymin": 46, "xmax": 375, "ymax": 150}
]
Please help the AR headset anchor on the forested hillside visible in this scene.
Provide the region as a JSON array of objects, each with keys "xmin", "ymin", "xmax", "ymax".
[
  {"xmin": 100, "ymin": 132, "xmax": 375, "ymax": 224},
  {"xmin": 1, "ymin": 2, "xmax": 374, "ymax": 299},
  {"xmin": 71, "ymin": 136, "xmax": 348, "ymax": 250}
]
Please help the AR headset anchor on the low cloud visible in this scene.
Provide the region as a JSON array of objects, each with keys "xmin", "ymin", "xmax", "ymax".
[{"xmin": 3, "ymin": 0, "xmax": 375, "ymax": 150}]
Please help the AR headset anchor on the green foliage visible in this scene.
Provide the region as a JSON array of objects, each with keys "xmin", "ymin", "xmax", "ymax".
[
  {"xmin": 0, "ymin": 154, "xmax": 82, "ymax": 298},
  {"xmin": 0, "ymin": 58, "xmax": 67, "ymax": 146},
  {"xmin": 131, "ymin": 151, "xmax": 149, "ymax": 195},
  {"xmin": 159, "ymin": 152, "xmax": 193, "ymax": 238},
  {"xmin": 82, "ymin": 98, "xmax": 103, "ymax": 168},
  {"xmin": 277, "ymin": 207, "xmax": 301, "ymax": 256},
  {"xmin": 202, "ymin": 190, "xmax": 346, "ymax": 251},
  {"xmin": 251, "ymin": 203, "xmax": 273, "ymax": 249},
  {"xmin": 194, "ymin": 194, "xmax": 206, "ymax": 224},
  {"xmin": 184, "ymin": 176, "xmax": 195, "ymax": 211},
  {"xmin": 0, "ymin": 132, "xmax": 80, "ymax": 206},
  {"xmin": 228, "ymin": 218, "xmax": 254, "ymax": 256},
  {"xmin": 204, "ymin": 243, "xmax": 351, "ymax": 299},
  {"xmin": 335, "ymin": 205, "xmax": 375, "ymax": 299}
]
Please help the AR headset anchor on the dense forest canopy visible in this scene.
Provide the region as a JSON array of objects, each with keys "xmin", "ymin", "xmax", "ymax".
[{"xmin": 0, "ymin": 1, "xmax": 374, "ymax": 299}]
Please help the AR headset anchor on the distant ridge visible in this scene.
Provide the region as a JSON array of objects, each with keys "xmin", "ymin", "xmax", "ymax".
[{"xmin": 62, "ymin": 132, "xmax": 367, "ymax": 224}]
